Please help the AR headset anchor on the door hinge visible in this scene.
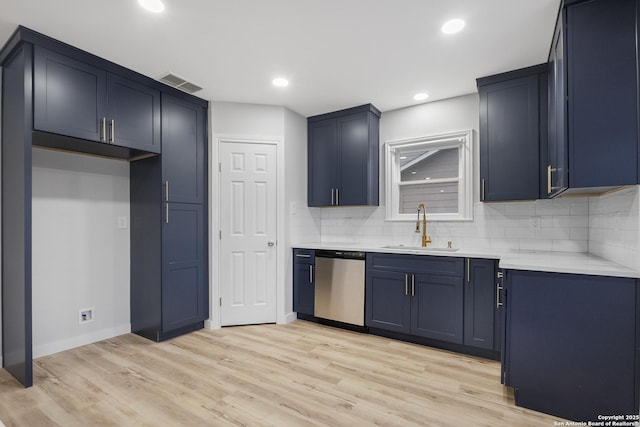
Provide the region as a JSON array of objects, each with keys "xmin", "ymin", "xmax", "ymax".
[
  {"xmin": 219, "ymin": 230, "xmax": 222, "ymax": 239},
  {"xmin": 219, "ymin": 297, "xmax": 222, "ymax": 306}
]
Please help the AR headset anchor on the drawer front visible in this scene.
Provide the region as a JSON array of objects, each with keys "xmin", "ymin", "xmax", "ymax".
[
  {"xmin": 367, "ymin": 252, "xmax": 464, "ymax": 277},
  {"xmin": 293, "ymin": 248, "xmax": 315, "ymax": 264}
]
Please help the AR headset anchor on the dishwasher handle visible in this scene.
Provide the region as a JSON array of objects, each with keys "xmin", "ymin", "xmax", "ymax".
[{"xmin": 315, "ymin": 249, "xmax": 365, "ymax": 260}]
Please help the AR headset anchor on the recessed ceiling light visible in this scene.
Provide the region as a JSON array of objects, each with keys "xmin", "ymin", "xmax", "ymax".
[
  {"xmin": 272, "ymin": 78, "xmax": 289, "ymax": 87},
  {"xmin": 442, "ymin": 19, "xmax": 465, "ymax": 34},
  {"xmin": 414, "ymin": 92, "xmax": 429, "ymax": 101},
  {"xmin": 138, "ymin": 0, "xmax": 165, "ymax": 13}
]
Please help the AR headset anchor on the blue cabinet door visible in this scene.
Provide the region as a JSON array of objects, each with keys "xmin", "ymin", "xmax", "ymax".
[
  {"xmin": 365, "ymin": 269, "xmax": 411, "ymax": 334},
  {"xmin": 162, "ymin": 203, "xmax": 207, "ymax": 332},
  {"xmin": 337, "ymin": 112, "xmax": 376, "ymax": 206},
  {"xmin": 567, "ymin": 0, "xmax": 638, "ymax": 188},
  {"xmin": 293, "ymin": 250, "xmax": 315, "ymax": 316},
  {"xmin": 463, "ymin": 259, "xmax": 497, "ymax": 350},
  {"xmin": 307, "ymin": 118, "xmax": 338, "ymax": 206},
  {"xmin": 107, "ymin": 73, "xmax": 160, "ymax": 153},
  {"xmin": 161, "ymin": 94, "xmax": 206, "ymax": 204},
  {"xmin": 479, "ymin": 72, "xmax": 541, "ymax": 201},
  {"xmin": 411, "ymin": 273, "xmax": 464, "ymax": 344},
  {"xmin": 33, "ymin": 46, "xmax": 107, "ymax": 142},
  {"xmin": 547, "ymin": 16, "xmax": 568, "ymax": 197},
  {"xmin": 505, "ymin": 270, "xmax": 638, "ymax": 421},
  {"xmin": 307, "ymin": 104, "xmax": 380, "ymax": 207}
]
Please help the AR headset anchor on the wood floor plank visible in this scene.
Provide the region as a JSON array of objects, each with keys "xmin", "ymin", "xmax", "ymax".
[{"xmin": 0, "ymin": 320, "xmax": 566, "ymax": 426}]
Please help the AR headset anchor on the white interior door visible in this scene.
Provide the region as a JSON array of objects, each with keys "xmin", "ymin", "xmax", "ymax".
[{"xmin": 219, "ymin": 141, "xmax": 277, "ymax": 326}]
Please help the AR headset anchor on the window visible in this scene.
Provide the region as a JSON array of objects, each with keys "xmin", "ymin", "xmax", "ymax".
[{"xmin": 385, "ymin": 130, "xmax": 473, "ymax": 221}]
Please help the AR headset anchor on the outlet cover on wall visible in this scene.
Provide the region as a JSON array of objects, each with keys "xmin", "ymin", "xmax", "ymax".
[{"xmin": 79, "ymin": 307, "xmax": 94, "ymax": 325}]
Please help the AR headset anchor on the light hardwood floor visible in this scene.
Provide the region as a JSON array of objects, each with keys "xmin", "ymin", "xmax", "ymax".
[{"xmin": 0, "ymin": 320, "xmax": 563, "ymax": 426}]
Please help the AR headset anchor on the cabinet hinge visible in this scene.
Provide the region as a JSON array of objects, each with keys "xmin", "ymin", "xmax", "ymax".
[
  {"xmin": 219, "ymin": 230, "xmax": 222, "ymax": 239},
  {"xmin": 219, "ymin": 297, "xmax": 222, "ymax": 307},
  {"xmin": 219, "ymin": 162, "xmax": 221, "ymax": 172}
]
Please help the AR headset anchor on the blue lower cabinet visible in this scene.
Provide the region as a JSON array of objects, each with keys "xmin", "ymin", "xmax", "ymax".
[
  {"xmin": 365, "ymin": 253, "xmax": 465, "ymax": 345},
  {"xmin": 293, "ymin": 249, "xmax": 315, "ymax": 316},
  {"xmin": 464, "ymin": 259, "xmax": 499, "ymax": 351},
  {"xmin": 365, "ymin": 269, "xmax": 411, "ymax": 334},
  {"xmin": 162, "ymin": 203, "xmax": 207, "ymax": 332},
  {"xmin": 411, "ymin": 274, "xmax": 464, "ymax": 344},
  {"xmin": 504, "ymin": 269, "xmax": 639, "ymax": 421}
]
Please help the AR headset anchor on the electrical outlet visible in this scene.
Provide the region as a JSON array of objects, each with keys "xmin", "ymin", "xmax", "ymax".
[
  {"xmin": 117, "ymin": 216, "xmax": 128, "ymax": 229},
  {"xmin": 79, "ymin": 307, "xmax": 94, "ymax": 325}
]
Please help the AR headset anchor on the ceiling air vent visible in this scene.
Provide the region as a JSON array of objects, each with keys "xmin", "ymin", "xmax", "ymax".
[{"xmin": 158, "ymin": 73, "xmax": 203, "ymax": 94}]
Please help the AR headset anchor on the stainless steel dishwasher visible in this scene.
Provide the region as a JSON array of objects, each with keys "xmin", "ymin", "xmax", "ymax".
[{"xmin": 314, "ymin": 250, "xmax": 366, "ymax": 326}]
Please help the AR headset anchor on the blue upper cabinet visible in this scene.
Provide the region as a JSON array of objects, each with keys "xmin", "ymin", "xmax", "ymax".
[
  {"xmin": 547, "ymin": 17, "xmax": 568, "ymax": 197},
  {"xmin": 308, "ymin": 104, "xmax": 380, "ymax": 207},
  {"xmin": 107, "ymin": 73, "xmax": 161, "ymax": 153},
  {"xmin": 161, "ymin": 94, "xmax": 206, "ymax": 205},
  {"xmin": 307, "ymin": 118, "xmax": 338, "ymax": 206},
  {"xmin": 548, "ymin": 0, "xmax": 639, "ymax": 195},
  {"xmin": 33, "ymin": 45, "xmax": 161, "ymax": 154},
  {"xmin": 477, "ymin": 65, "xmax": 548, "ymax": 201},
  {"xmin": 34, "ymin": 46, "xmax": 107, "ymax": 142}
]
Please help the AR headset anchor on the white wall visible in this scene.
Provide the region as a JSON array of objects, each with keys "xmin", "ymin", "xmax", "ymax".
[
  {"xmin": 31, "ymin": 148, "xmax": 130, "ymax": 358},
  {"xmin": 209, "ymin": 102, "xmax": 317, "ymax": 326},
  {"xmin": 284, "ymin": 108, "xmax": 320, "ymax": 316},
  {"xmin": 319, "ymin": 94, "xmax": 592, "ymax": 253}
]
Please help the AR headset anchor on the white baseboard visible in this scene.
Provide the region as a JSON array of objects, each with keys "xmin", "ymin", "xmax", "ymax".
[
  {"xmin": 204, "ymin": 319, "xmax": 220, "ymax": 330},
  {"xmin": 283, "ymin": 312, "xmax": 298, "ymax": 324},
  {"xmin": 33, "ymin": 324, "xmax": 131, "ymax": 359}
]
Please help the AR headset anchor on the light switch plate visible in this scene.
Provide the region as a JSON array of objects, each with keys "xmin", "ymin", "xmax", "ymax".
[{"xmin": 117, "ymin": 216, "xmax": 128, "ymax": 229}]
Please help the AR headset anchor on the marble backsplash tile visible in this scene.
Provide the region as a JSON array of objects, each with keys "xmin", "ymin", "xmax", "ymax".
[{"xmin": 294, "ymin": 185, "xmax": 640, "ymax": 270}]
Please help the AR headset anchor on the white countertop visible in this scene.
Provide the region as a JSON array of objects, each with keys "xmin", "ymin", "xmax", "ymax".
[{"xmin": 294, "ymin": 242, "xmax": 640, "ymax": 279}]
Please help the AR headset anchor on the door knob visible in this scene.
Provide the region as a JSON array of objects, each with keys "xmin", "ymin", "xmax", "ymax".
[{"xmin": 268, "ymin": 241, "xmax": 275, "ymax": 247}]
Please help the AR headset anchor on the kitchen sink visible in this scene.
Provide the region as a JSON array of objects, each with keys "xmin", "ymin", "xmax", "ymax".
[{"xmin": 381, "ymin": 245, "xmax": 459, "ymax": 252}]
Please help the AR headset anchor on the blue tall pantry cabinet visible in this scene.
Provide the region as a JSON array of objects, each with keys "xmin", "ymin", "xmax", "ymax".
[
  {"xmin": 0, "ymin": 26, "xmax": 209, "ymax": 387},
  {"xmin": 130, "ymin": 94, "xmax": 208, "ymax": 341}
]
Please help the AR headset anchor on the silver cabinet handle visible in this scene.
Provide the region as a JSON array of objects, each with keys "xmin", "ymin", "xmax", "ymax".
[
  {"xmin": 165, "ymin": 181, "xmax": 169, "ymax": 202},
  {"xmin": 165, "ymin": 202, "xmax": 169, "ymax": 224},
  {"xmin": 101, "ymin": 118, "xmax": 107, "ymax": 142},
  {"xmin": 405, "ymin": 274, "xmax": 408, "ymax": 295},
  {"xmin": 110, "ymin": 119, "xmax": 115, "ymax": 144},
  {"xmin": 268, "ymin": 241, "xmax": 275, "ymax": 246},
  {"xmin": 481, "ymin": 178, "xmax": 486, "ymax": 201},
  {"xmin": 466, "ymin": 258, "xmax": 470, "ymax": 283},
  {"xmin": 336, "ymin": 188, "xmax": 339, "ymax": 206},
  {"xmin": 295, "ymin": 254, "xmax": 311, "ymax": 258},
  {"xmin": 496, "ymin": 283, "xmax": 503, "ymax": 308},
  {"xmin": 310, "ymin": 265, "xmax": 313, "ymax": 284},
  {"xmin": 331, "ymin": 188, "xmax": 335, "ymax": 206},
  {"xmin": 411, "ymin": 274, "xmax": 415, "ymax": 297}
]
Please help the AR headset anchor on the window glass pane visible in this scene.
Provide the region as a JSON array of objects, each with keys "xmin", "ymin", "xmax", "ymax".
[
  {"xmin": 400, "ymin": 146, "xmax": 459, "ymax": 183},
  {"xmin": 399, "ymin": 182, "xmax": 458, "ymax": 214}
]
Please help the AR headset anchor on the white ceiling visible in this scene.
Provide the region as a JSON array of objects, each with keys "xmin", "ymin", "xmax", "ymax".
[{"xmin": 0, "ymin": 0, "xmax": 559, "ymax": 117}]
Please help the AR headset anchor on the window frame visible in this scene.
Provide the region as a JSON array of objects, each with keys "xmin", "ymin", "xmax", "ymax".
[{"xmin": 385, "ymin": 130, "xmax": 473, "ymax": 222}]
